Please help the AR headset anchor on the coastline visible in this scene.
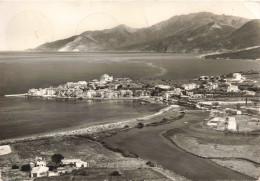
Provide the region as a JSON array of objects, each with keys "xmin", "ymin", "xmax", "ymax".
[
  {"xmin": 0, "ymin": 104, "xmax": 176, "ymax": 145},
  {"xmin": 0, "ymin": 103, "xmax": 187, "ymax": 180}
]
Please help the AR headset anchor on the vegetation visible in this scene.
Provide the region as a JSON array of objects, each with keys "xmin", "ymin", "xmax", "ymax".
[
  {"xmin": 12, "ymin": 165, "xmax": 19, "ymax": 169},
  {"xmin": 110, "ymin": 170, "xmax": 122, "ymax": 176},
  {"xmin": 51, "ymin": 153, "xmax": 64, "ymax": 165},
  {"xmin": 137, "ymin": 123, "xmax": 144, "ymax": 128},
  {"xmin": 21, "ymin": 164, "xmax": 31, "ymax": 171},
  {"xmin": 146, "ymin": 161, "xmax": 156, "ymax": 167}
]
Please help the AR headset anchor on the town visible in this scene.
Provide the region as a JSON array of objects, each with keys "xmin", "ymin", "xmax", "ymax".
[{"xmin": 26, "ymin": 72, "xmax": 260, "ymax": 133}]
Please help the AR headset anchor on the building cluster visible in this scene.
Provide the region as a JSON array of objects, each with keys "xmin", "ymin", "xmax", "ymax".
[
  {"xmin": 205, "ymin": 99, "xmax": 260, "ymax": 133},
  {"xmin": 26, "ymin": 73, "xmax": 258, "ymax": 104},
  {"xmin": 30, "ymin": 156, "xmax": 88, "ymax": 178},
  {"xmin": 197, "ymin": 73, "xmax": 246, "ymax": 93},
  {"xmin": 193, "ymin": 73, "xmax": 260, "ymax": 133},
  {"xmin": 27, "ymin": 74, "xmax": 134, "ymax": 99}
]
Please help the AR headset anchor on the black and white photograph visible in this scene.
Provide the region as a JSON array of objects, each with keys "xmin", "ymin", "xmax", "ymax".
[{"xmin": 0, "ymin": 1, "xmax": 260, "ymax": 180}]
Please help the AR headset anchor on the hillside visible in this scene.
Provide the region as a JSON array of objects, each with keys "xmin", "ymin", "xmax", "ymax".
[{"xmin": 33, "ymin": 12, "xmax": 249, "ymax": 53}]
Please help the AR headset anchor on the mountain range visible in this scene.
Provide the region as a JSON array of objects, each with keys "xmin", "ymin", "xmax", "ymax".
[{"xmin": 32, "ymin": 12, "xmax": 260, "ymax": 58}]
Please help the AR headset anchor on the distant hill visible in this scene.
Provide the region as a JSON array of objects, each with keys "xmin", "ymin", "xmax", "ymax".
[
  {"xmin": 204, "ymin": 46, "xmax": 260, "ymax": 60},
  {"xmin": 32, "ymin": 12, "xmax": 250, "ymax": 53}
]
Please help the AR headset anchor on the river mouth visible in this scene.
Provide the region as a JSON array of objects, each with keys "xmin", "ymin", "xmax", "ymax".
[{"xmin": 103, "ymin": 110, "xmax": 253, "ymax": 180}]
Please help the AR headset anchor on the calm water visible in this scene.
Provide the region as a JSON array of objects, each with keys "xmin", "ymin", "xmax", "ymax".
[
  {"xmin": 1, "ymin": 52, "xmax": 260, "ymax": 95},
  {"xmin": 103, "ymin": 110, "xmax": 253, "ymax": 180},
  {"xmin": 0, "ymin": 97, "xmax": 164, "ymax": 140}
]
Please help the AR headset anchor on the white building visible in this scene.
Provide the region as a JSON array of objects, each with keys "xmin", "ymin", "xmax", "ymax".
[
  {"xmin": 206, "ymin": 82, "xmax": 218, "ymax": 90},
  {"xmin": 227, "ymin": 84, "xmax": 239, "ymax": 92},
  {"xmin": 61, "ymin": 159, "xmax": 89, "ymax": 168},
  {"xmin": 100, "ymin": 74, "xmax": 113, "ymax": 84},
  {"xmin": 77, "ymin": 81, "xmax": 87, "ymax": 85},
  {"xmin": 36, "ymin": 160, "xmax": 46, "ymax": 167},
  {"xmin": 45, "ymin": 88, "xmax": 56, "ymax": 96},
  {"xmin": 171, "ymin": 88, "xmax": 183, "ymax": 96},
  {"xmin": 156, "ymin": 85, "xmax": 171, "ymax": 91},
  {"xmin": 227, "ymin": 117, "xmax": 237, "ymax": 131},
  {"xmin": 182, "ymin": 83, "xmax": 198, "ymax": 90},
  {"xmin": 31, "ymin": 166, "xmax": 49, "ymax": 178},
  {"xmin": 233, "ymin": 73, "xmax": 242, "ymax": 80}
]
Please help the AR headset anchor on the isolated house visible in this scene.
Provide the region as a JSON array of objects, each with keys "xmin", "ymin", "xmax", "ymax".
[
  {"xmin": 227, "ymin": 117, "xmax": 237, "ymax": 131},
  {"xmin": 31, "ymin": 166, "xmax": 49, "ymax": 178},
  {"xmin": 61, "ymin": 159, "xmax": 89, "ymax": 168}
]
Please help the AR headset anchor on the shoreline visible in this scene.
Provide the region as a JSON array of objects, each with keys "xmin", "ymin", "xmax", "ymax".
[{"xmin": 0, "ymin": 104, "xmax": 176, "ymax": 145}]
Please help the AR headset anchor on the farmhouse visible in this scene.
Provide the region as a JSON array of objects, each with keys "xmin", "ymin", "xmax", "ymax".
[{"xmin": 61, "ymin": 159, "xmax": 89, "ymax": 168}]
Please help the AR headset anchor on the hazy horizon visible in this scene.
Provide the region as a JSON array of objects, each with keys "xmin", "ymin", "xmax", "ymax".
[{"xmin": 1, "ymin": 1, "xmax": 260, "ymax": 51}]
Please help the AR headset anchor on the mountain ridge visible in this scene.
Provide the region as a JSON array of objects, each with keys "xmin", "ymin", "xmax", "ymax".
[{"xmin": 32, "ymin": 12, "xmax": 255, "ymax": 54}]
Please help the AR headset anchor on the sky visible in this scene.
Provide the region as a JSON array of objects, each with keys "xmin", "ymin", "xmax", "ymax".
[{"xmin": 0, "ymin": 1, "xmax": 260, "ymax": 51}]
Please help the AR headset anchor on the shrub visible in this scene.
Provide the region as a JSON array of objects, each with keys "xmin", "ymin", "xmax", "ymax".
[
  {"xmin": 146, "ymin": 161, "xmax": 156, "ymax": 167},
  {"xmin": 137, "ymin": 123, "xmax": 144, "ymax": 128},
  {"xmin": 110, "ymin": 171, "xmax": 121, "ymax": 176},
  {"xmin": 12, "ymin": 165, "xmax": 19, "ymax": 169},
  {"xmin": 21, "ymin": 164, "xmax": 31, "ymax": 171}
]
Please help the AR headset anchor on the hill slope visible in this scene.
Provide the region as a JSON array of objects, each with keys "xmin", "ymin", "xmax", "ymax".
[{"xmin": 33, "ymin": 12, "xmax": 249, "ymax": 53}]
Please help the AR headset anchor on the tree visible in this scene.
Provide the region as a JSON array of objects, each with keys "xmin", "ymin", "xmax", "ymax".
[
  {"xmin": 236, "ymin": 103, "xmax": 241, "ymax": 110},
  {"xmin": 21, "ymin": 164, "xmax": 31, "ymax": 171},
  {"xmin": 146, "ymin": 161, "xmax": 156, "ymax": 167},
  {"xmin": 12, "ymin": 165, "xmax": 19, "ymax": 169},
  {"xmin": 137, "ymin": 123, "xmax": 144, "ymax": 128},
  {"xmin": 51, "ymin": 154, "xmax": 64, "ymax": 165}
]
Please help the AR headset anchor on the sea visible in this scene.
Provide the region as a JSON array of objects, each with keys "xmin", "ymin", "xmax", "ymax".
[{"xmin": 0, "ymin": 52, "xmax": 260, "ymax": 140}]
